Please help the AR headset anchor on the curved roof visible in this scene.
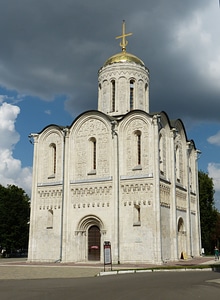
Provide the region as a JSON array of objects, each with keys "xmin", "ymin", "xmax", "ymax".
[{"xmin": 103, "ymin": 51, "xmax": 145, "ymax": 67}]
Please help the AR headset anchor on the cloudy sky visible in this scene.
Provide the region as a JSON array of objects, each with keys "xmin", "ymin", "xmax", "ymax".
[{"xmin": 0, "ymin": 0, "xmax": 220, "ymax": 209}]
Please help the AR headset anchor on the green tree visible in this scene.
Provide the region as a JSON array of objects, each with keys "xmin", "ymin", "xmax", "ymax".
[
  {"xmin": 0, "ymin": 184, "xmax": 30, "ymax": 254},
  {"xmin": 199, "ymin": 170, "xmax": 218, "ymax": 254},
  {"xmin": 212, "ymin": 212, "xmax": 220, "ymax": 248}
]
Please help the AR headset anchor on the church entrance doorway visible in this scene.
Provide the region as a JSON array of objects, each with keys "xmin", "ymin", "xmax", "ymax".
[
  {"xmin": 177, "ymin": 217, "xmax": 187, "ymax": 259},
  {"xmin": 88, "ymin": 225, "xmax": 100, "ymax": 261}
]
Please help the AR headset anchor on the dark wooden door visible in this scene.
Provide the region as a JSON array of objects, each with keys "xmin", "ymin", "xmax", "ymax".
[{"xmin": 88, "ymin": 225, "xmax": 100, "ymax": 261}]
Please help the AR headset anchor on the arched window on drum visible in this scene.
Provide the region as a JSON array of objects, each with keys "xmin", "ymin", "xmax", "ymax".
[{"xmin": 130, "ymin": 80, "xmax": 135, "ymax": 110}]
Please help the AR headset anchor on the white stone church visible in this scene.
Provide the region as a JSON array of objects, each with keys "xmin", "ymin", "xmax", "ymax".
[{"xmin": 28, "ymin": 22, "xmax": 201, "ymax": 264}]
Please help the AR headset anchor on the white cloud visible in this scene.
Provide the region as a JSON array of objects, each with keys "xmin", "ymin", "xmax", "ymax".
[
  {"xmin": 208, "ymin": 163, "xmax": 220, "ymax": 192},
  {"xmin": 207, "ymin": 131, "xmax": 220, "ymax": 146},
  {"xmin": 45, "ymin": 110, "xmax": 51, "ymax": 115},
  {"xmin": 172, "ymin": 4, "xmax": 220, "ymax": 91},
  {"xmin": 0, "ymin": 100, "xmax": 32, "ymax": 194},
  {"xmin": 208, "ymin": 163, "xmax": 220, "ymax": 211}
]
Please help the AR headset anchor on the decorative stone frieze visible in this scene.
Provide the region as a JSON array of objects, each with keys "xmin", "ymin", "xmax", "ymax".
[
  {"xmin": 71, "ymin": 185, "xmax": 112, "ymax": 196},
  {"xmin": 123, "ymin": 200, "xmax": 149, "ymax": 206},
  {"xmin": 160, "ymin": 183, "xmax": 171, "ymax": 206},
  {"xmin": 176, "ymin": 189, "xmax": 187, "ymax": 210},
  {"xmin": 73, "ymin": 202, "xmax": 110, "ymax": 209},
  {"xmin": 121, "ymin": 182, "xmax": 153, "ymax": 194},
  {"xmin": 38, "ymin": 189, "xmax": 62, "ymax": 198}
]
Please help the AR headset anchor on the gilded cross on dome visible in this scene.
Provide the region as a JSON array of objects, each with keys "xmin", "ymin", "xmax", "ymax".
[{"xmin": 116, "ymin": 20, "xmax": 132, "ymax": 52}]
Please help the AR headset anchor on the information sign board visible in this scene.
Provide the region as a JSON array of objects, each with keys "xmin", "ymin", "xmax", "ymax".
[{"xmin": 104, "ymin": 241, "xmax": 112, "ymax": 271}]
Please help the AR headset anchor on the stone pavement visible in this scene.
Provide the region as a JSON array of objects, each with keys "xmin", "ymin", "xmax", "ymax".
[{"xmin": 0, "ymin": 256, "xmax": 219, "ymax": 280}]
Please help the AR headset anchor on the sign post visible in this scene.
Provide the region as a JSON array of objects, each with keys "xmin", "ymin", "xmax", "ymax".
[{"xmin": 104, "ymin": 241, "xmax": 112, "ymax": 271}]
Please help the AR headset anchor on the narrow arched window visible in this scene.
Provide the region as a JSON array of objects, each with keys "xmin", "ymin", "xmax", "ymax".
[
  {"xmin": 111, "ymin": 80, "xmax": 115, "ymax": 112},
  {"xmin": 133, "ymin": 204, "xmax": 141, "ymax": 226},
  {"xmin": 49, "ymin": 143, "xmax": 56, "ymax": 175},
  {"xmin": 145, "ymin": 83, "xmax": 148, "ymax": 92},
  {"xmin": 137, "ymin": 133, "xmax": 141, "ymax": 165},
  {"xmin": 53, "ymin": 145, "xmax": 56, "ymax": 174},
  {"xmin": 178, "ymin": 217, "xmax": 185, "ymax": 234},
  {"xmin": 93, "ymin": 139, "xmax": 96, "ymax": 170},
  {"xmin": 159, "ymin": 134, "xmax": 164, "ymax": 175},
  {"xmin": 130, "ymin": 80, "xmax": 134, "ymax": 110},
  {"xmin": 88, "ymin": 137, "xmax": 97, "ymax": 175},
  {"xmin": 176, "ymin": 145, "xmax": 180, "ymax": 182},
  {"xmin": 176, "ymin": 142, "xmax": 183, "ymax": 184},
  {"xmin": 135, "ymin": 130, "xmax": 141, "ymax": 166},
  {"xmin": 47, "ymin": 209, "xmax": 53, "ymax": 229},
  {"xmin": 90, "ymin": 137, "xmax": 96, "ymax": 170}
]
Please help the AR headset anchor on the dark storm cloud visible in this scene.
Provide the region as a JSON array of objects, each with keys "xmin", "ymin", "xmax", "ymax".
[{"xmin": 0, "ymin": 0, "xmax": 219, "ymax": 122}]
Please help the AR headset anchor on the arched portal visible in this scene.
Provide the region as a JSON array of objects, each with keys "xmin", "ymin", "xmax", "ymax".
[
  {"xmin": 76, "ymin": 215, "xmax": 105, "ymax": 262},
  {"xmin": 88, "ymin": 225, "xmax": 100, "ymax": 261},
  {"xmin": 177, "ymin": 217, "xmax": 187, "ymax": 259}
]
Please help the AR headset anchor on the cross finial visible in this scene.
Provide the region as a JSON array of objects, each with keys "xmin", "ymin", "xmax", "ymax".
[{"xmin": 116, "ymin": 20, "xmax": 132, "ymax": 52}]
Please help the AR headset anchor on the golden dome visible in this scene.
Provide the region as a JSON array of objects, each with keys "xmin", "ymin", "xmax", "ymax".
[{"xmin": 103, "ymin": 51, "xmax": 145, "ymax": 67}]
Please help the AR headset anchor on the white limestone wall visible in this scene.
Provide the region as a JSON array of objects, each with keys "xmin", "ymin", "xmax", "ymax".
[
  {"xmin": 160, "ymin": 206, "xmax": 171, "ymax": 261},
  {"xmin": 69, "ymin": 114, "xmax": 112, "ymax": 180},
  {"xmin": 115, "ymin": 112, "xmax": 157, "ymax": 263},
  {"xmin": 28, "ymin": 187, "xmax": 63, "ymax": 261},
  {"xmin": 63, "ymin": 181, "xmax": 115, "ymax": 262},
  {"xmin": 177, "ymin": 211, "xmax": 187, "ymax": 258},
  {"xmin": 62, "ymin": 113, "xmax": 117, "ymax": 262},
  {"xmin": 119, "ymin": 179, "xmax": 156, "ymax": 263},
  {"xmin": 37, "ymin": 129, "xmax": 63, "ymax": 184},
  {"xmin": 28, "ymin": 127, "xmax": 64, "ymax": 262},
  {"xmin": 191, "ymin": 212, "xmax": 200, "ymax": 256},
  {"xmin": 118, "ymin": 113, "xmax": 153, "ymax": 176},
  {"xmin": 28, "ymin": 108, "xmax": 201, "ymax": 264}
]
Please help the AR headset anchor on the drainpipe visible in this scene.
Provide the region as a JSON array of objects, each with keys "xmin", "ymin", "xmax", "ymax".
[
  {"xmin": 195, "ymin": 150, "xmax": 202, "ymax": 255},
  {"xmin": 187, "ymin": 142, "xmax": 193, "ymax": 257},
  {"xmin": 153, "ymin": 115, "xmax": 162, "ymax": 263},
  {"xmin": 111, "ymin": 120, "xmax": 120, "ymax": 264},
  {"xmin": 28, "ymin": 133, "xmax": 39, "ymax": 261},
  {"xmin": 171, "ymin": 128, "xmax": 178, "ymax": 260},
  {"xmin": 57, "ymin": 127, "xmax": 68, "ymax": 263}
]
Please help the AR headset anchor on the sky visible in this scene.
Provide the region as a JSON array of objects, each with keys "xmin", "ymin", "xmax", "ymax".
[{"xmin": 0, "ymin": 0, "xmax": 220, "ymax": 209}]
